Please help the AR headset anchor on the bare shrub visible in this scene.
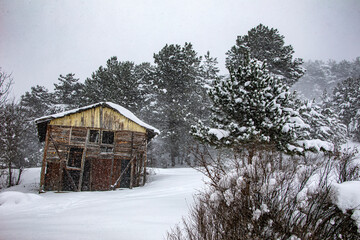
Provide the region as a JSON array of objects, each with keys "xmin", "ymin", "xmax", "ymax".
[
  {"xmin": 335, "ymin": 148, "xmax": 360, "ymax": 183},
  {"xmin": 0, "ymin": 68, "xmax": 13, "ymax": 105},
  {"xmin": 167, "ymin": 148, "xmax": 360, "ymax": 240}
]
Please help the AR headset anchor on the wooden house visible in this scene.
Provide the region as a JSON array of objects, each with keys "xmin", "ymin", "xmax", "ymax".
[{"xmin": 35, "ymin": 102, "xmax": 159, "ymax": 192}]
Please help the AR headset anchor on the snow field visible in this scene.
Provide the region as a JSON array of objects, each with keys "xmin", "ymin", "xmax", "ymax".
[{"xmin": 0, "ymin": 168, "xmax": 205, "ymax": 240}]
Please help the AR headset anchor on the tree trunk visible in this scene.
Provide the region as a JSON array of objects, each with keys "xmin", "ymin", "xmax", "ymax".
[
  {"xmin": 171, "ymin": 149, "xmax": 176, "ymax": 167},
  {"xmin": 16, "ymin": 168, "xmax": 23, "ymax": 185},
  {"xmin": 248, "ymin": 145, "xmax": 255, "ymax": 165},
  {"xmin": 7, "ymin": 161, "xmax": 12, "ymax": 188}
]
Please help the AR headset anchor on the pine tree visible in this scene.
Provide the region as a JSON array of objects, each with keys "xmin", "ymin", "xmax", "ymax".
[
  {"xmin": 151, "ymin": 43, "xmax": 203, "ymax": 166},
  {"xmin": 298, "ymin": 98, "xmax": 347, "ymax": 150},
  {"xmin": 53, "ymin": 73, "xmax": 84, "ymax": 109},
  {"xmin": 292, "ymin": 60, "xmax": 336, "ymax": 101},
  {"xmin": 192, "ymin": 53, "xmax": 301, "ymax": 162},
  {"xmin": 226, "ymin": 24, "xmax": 305, "ymax": 86},
  {"xmin": 293, "ymin": 58, "xmax": 360, "ymax": 101},
  {"xmin": 19, "ymin": 86, "xmax": 55, "ymax": 168},
  {"xmin": 196, "ymin": 52, "xmax": 220, "ymax": 124},
  {"xmin": 20, "ymin": 85, "xmax": 55, "ymax": 119},
  {"xmin": 332, "ymin": 77, "xmax": 360, "ymax": 141},
  {"xmin": 83, "ymin": 57, "xmax": 146, "ymax": 114}
]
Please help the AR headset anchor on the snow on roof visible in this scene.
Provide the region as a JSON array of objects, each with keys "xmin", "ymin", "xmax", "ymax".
[{"xmin": 35, "ymin": 102, "xmax": 160, "ymax": 134}]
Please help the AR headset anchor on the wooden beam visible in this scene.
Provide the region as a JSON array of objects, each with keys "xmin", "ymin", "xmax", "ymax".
[
  {"xmin": 77, "ymin": 129, "xmax": 89, "ymax": 191},
  {"xmin": 39, "ymin": 124, "xmax": 50, "ymax": 193},
  {"xmin": 58, "ymin": 160, "xmax": 64, "ymax": 192},
  {"xmin": 64, "ymin": 168, "xmax": 78, "ymax": 191},
  {"xmin": 109, "ymin": 132, "xmax": 116, "ymax": 190},
  {"xmin": 129, "ymin": 132, "xmax": 134, "ymax": 189},
  {"xmin": 99, "ymin": 106, "xmax": 103, "ymax": 129},
  {"xmin": 89, "ymin": 159, "xmax": 93, "ymax": 191},
  {"xmin": 136, "ymin": 153, "xmax": 142, "ymax": 187},
  {"xmin": 143, "ymin": 140, "xmax": 148, "ymax": 186}
]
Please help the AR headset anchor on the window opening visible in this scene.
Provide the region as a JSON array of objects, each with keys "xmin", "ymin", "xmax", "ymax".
[
  {"xmin": 89, "ymin": 130, "xmax": 100, "ymax": 143},
  {"xmin": 68, "ymin": 147, "xmax": 83, "ymax": 168},
  {"xmin": 102, "ymin": 131, "xmax": 114, "ymax": 144}
]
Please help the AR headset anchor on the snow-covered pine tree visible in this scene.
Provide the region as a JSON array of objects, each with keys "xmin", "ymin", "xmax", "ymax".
[
  {"xmin": 297, "ymin": 98, "xmax": 347, "ymax": 151},
  {"xmin": 293, "ymin": 58, "xmax": 360, "ymax": 101},
  {"xmin": 194, "ymin": 51, "xmax": 220, "ymax": 125},
  {"xmin": 226, "ymin": 24, "xmax": 305, "ymax": 86},
  {"xmin": 332, "ymin": 76, "xmax": 360, "ymax": 141},
  {"xmin": 192, "ymin": 53, "xmax": 303, "ymax": 162}
]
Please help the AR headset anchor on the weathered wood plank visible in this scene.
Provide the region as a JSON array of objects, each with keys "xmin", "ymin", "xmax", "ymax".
[
  {"xmin": 39, "ymin": 124, "xmax": 51, "ymax": 193},
  {"xmin": 77, "ymin": 130, "xmax": 89, "ymax": 191}
]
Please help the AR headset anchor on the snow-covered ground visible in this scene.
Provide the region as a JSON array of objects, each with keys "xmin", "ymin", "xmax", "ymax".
[
  {"xmin": 1, "ymin": 142, "xmax": 360, "ymax": 239},
  {"xmin": 0, "ymin": 168, "xmax": 205, "ymax": 240}
]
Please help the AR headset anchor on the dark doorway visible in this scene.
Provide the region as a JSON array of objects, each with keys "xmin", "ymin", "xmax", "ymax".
[{"xmin": 120, "ymin": 159, "xmax": 131, "ymax": 188}]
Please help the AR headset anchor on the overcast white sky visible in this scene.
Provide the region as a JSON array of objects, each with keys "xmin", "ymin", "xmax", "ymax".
[{"xmin": 1, "ymin": 0, "xmax": 359, "ymax": 98}]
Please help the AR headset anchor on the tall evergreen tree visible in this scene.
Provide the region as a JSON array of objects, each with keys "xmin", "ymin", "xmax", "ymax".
[
  {"xmin": 20, "ymin": 85, "xmax": 55, "ymax": 119},
  {"xmin": 19, "ymin": 85, "xmax": 55, "ymax": 168},
  {"xmin": 196, "ymin": 52, "xmax": 220, "ymax": 124},
  {"xmin": 151, "ymin": 43, "xmax": 203, "ymax": 166},
  {"xmin": 83, "ymin": 57, "xmax": 146, "ymax": 114},
  {"xmin": 193, "ymin": 54, "xmax": 293, "ymax": 155},
  {"xmin": 53, "ymin": 73, "xmax": 84, "ymax": 109},
  {"xmin": 226, "ymin": 24, "xmax": 305, "ymax": 86},
  {"xmin": 332, "ymin": 77, "xmax": 360, "ymax": 141}
]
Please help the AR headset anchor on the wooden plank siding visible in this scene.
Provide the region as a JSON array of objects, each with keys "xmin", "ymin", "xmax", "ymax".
[
  {"xmin": 41, "ymin": 124, "xmax": 147, "ymax": 192},
  {"xmin": 49, "ymin": 106, "xmax": 147, "ymax": 133}
]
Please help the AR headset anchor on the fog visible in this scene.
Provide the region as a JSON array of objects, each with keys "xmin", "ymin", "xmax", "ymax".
[{"xmin": 1, "ymin": 0, "xmax": 359, "ymax": 98}]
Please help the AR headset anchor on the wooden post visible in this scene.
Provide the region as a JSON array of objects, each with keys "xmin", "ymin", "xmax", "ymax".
[
  {"xmin": 77, "ymin": 129, "xmax": 89, "ymax": 191},
  {"xmin": 39, "ymin": 124, "xmax": 50, "ymax": 193},
  {"xmin": 109, "ymin": 132, "xmax": 116, "ymax": 190},
  {"xmin": 58, "ymin": 161, "xmax": 64, "ymax": 192},
  {"xmin": 143, "ymin": 140, "xmax": 148, "ymax": 186},
  {"xmin": 129, "ymin": 132, "xmax": 134, "ymax": 189},
  {"xmin": 136, "ymin": 152, "xmax": 142, "ymax": 187},
  {"xmin": 99, "ymin": 106, "xmax": 103, "ymax": 129}
]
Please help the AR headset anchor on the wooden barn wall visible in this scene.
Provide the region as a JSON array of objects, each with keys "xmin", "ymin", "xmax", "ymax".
[
  {"xmin": 49, "ymin": 106, "xmax": 146, "ymax": 133},
  {"xmin": 43, "ymin": 125, "xmax": 147, "ymax": 191}
]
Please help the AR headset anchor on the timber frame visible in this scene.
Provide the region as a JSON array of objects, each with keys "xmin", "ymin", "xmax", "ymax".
[{"xmin": 35, "ymin": 102, "xmax": 158, "ymax": 192}]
